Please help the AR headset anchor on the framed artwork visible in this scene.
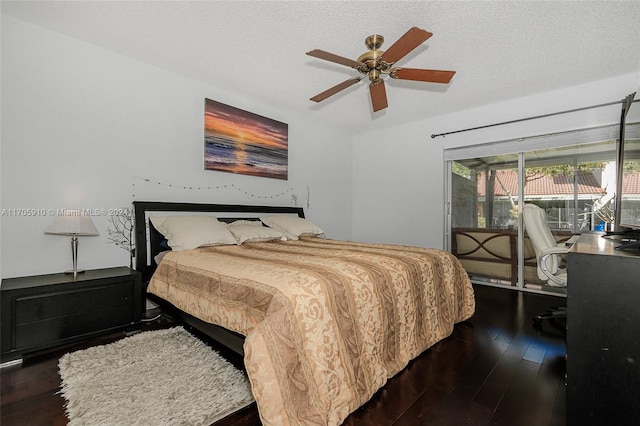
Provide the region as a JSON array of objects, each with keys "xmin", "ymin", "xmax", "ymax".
[{"xmin": 204, "ymin": 99, "xmax": 288, "ymax": 180}]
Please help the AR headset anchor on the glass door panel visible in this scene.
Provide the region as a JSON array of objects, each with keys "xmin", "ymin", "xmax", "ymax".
[
  {"xmin": 522, "ymin": 141, "xmax": 615, "ymax": 293},
  {"xmin": 619, "ymin": 136, "xmax": 640, "ymax": 229},
  {"xmin": 523, "ymin": 140, "xmax": 616, "ymax": 233},
  {"xmin": 449, "ymin": 139, "xmax": 616, "ymax": 293},
  {"xmin": 451, "ymin": 154, "xmax": 520, "ymax": 287}
]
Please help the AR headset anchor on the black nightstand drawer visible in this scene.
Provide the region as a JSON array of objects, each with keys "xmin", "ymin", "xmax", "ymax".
[
  {"xmin": 1, "ymin": 267, "xmax": 141, "ymax": 363},
  {"xmin": 15, "ymin": 281, "xmax": 131, "ymax": 324}
]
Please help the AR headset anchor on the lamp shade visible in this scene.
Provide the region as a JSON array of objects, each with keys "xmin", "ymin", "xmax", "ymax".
[{"xmin": 44, "ymin": 210, "xmax": 100, "ymax": 236}]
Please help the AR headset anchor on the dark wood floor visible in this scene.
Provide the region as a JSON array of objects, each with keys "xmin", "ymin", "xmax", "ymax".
[{"xmin": 1, "ymin": 284, "xmax": 567, "ymax": 425}]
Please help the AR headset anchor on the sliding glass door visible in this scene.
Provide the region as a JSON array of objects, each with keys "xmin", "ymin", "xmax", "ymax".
[
  {"xmin": 447, "ymin": 136, "xmax": 617, "ymax": 294},
  {"xmin": 451, "ymin": 154, "xmax": 523, "ymax": 287}
]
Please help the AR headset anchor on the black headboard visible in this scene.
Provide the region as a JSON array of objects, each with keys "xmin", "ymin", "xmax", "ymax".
[{"xmin": 132, "ymin": 201, "xmax": 305, "ymax": 283}]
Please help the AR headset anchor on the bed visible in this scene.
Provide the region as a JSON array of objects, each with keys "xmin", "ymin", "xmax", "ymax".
[{"xmin": 133, "ymin": 201, "xmax": 475, "ymax": 426}]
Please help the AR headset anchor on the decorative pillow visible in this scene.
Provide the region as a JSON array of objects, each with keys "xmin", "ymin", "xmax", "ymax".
[
  {"xmin": 228, "ymin": 224, "xmax": 286, "ymax": 244},
  {"xmin": 227, "ymin": 220, "xmax": 263, "ymax": 227},
  {"xmin": 260, "ymin": 215, "xmax": 324, "ymax": 241},
  {"xmin": 149, "ymin": 215, "xmax": 237, "ymax": 251}
]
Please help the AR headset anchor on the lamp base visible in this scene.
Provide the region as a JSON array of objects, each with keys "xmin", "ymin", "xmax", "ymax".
[{"xmin": 67, "ymin": 235, "xmax": 84, "ymax": 277}]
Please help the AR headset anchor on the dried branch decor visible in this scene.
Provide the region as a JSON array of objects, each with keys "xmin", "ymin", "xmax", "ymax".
[{"xmin": 107, "ymin": 208, "xmax": 134, "ymax": 268}]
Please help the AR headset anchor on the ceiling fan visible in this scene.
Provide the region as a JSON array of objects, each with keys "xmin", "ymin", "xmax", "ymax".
[{"xmin": 306, "ymin": 27, "xmax": 456, "ymax": 112}]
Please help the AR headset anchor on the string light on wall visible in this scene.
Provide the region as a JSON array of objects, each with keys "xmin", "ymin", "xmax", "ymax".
[{"xmin": 132, "ymin": 176, "xmax": 295, "ymax": 200}]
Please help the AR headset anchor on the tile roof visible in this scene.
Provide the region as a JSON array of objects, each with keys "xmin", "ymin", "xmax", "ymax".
[
  {"xmin": 622, "ymin": 171, "xmax": 640, "ymax": 194},
  {"xmin": 477, "ymin": 170, "xmax": 607, "ymax": 197}
]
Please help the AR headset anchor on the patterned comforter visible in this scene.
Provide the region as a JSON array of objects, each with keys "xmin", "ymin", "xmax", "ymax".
[{"xmin": 148, "ymin": 237, "xmax": 475, "ymax": 425}]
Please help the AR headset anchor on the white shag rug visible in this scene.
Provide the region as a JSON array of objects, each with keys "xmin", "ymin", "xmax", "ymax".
[{"xmin": 58, "ymin": 327, "xmax": 254, "ymax": 426}]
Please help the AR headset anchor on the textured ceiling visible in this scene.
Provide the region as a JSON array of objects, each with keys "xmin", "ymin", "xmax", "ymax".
[{"xmin": 3, "ymin": 1, "xmax": 640, "ymax": 136}]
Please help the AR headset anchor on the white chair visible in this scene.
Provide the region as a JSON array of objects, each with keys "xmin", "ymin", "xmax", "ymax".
[
  {"xmin": 522, "ymin": 204, "xmax": 569, "ymax": 287},
  {"xmin": 523, "ymin": 203, "xmax": 570, "ymax": 329}
]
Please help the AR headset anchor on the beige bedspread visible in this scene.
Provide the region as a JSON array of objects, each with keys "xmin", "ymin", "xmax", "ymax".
[{"xmin": 148, "ymin": 237, "xmax": 475, "ymax": 425}]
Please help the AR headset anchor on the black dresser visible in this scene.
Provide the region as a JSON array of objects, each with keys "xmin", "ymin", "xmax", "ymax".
[
  {"xmin": 567, "ymin": 233, "xmax": 640, "ymax": 425},
  {"xmin": 1, "ymin": 267, "xmax": 141, "ymax": 363}
]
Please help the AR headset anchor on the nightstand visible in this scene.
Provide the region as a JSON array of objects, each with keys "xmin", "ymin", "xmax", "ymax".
[{"xmin": 1, "ymin": 267, "xmax": 141, "ymax": 363}]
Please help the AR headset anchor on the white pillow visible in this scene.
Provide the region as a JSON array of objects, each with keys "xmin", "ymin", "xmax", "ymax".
[
  {"xmin": 260, "ymin": 215, "xmax": 323, "ymax": 241},
  {"xmin": 149, "ymin": 215, "xmax": 237, "ymax": 251},
  {"xmin": 228, "ymin": 224, "xmax": 285, "ymax": 244},
  {"xmin": 149, "ymin": 214, "xmax": 168, "ymax": 230},
  {"xmin": 228, "ymin": 219, "xmax": 263, "ymax": 227}
]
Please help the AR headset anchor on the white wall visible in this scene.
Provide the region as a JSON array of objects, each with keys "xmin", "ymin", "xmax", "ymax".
[
  {"xmin": 352, "ymin": 120, "xmax": 446, "ymax": 247},
  {"xmin": 353, "ymin": 72, "xmax": 640, "ymax": 249},
  {"xmin": 0, "ymin": 14, "xmax": 353, "ymax": 278}
]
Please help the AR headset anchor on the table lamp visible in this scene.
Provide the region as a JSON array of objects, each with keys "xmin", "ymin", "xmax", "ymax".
[{"xmin": 45, "ymin": 210, "xmax": 99, "ymax": 276}]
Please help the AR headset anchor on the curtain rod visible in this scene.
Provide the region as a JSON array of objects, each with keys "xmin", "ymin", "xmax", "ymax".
[{"xmin": 431, "ymin": 96, "xmax": 639, "ymax": 139}]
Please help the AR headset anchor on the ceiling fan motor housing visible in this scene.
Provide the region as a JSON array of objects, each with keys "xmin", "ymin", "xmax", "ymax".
[{"xmin": 357, "ymin": 35, "xmax": 390, "ymax": 81}]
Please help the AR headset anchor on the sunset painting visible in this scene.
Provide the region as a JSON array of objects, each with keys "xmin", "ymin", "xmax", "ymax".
[{"xmin": 204, "ymin": 99, "xmax": 288, "ymax": 180}]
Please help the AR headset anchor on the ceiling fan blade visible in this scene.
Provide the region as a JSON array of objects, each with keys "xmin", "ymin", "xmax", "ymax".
[
  {"xmin": 310, "ymin": 77, "xmax": 363, "ymax": 102},
  {"xmin": 390, "ymin": 68, "xmax": 456, "ymax": 83},
  {"xmin": 379, "ymin": 27, "xmax": 432, "ymax": 65},
  {"xmin": 306, "ymin": 49, "xmax": 364, "ymax": 69},
  {"xmin": 369, "ymin": 80, "xmax": 388, "ymax": 112}
]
